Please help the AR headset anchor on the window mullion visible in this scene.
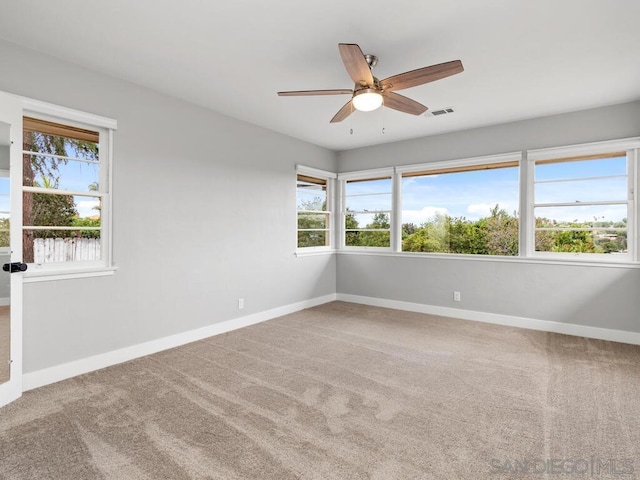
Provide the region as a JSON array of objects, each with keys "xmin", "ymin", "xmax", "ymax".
[
  {"xmin": 392, "ymin": 171, "xmax": 402, "ymax": 252},
  {"xmin": 521, "ymin": 152, "xmax": 533, "ymax": 257}
]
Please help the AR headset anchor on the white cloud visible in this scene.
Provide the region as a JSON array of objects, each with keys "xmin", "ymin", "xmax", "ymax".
[
  {"xmin": 402, "ymin": 206, "xmax": 448, "ymax": 225},
  {"xmin": 76, "ymin": 199, "xmax": 100, "ymax": 218},
  {"xmin": 467, "ymin": 203, "xmax": 493, "ymax": 217}
]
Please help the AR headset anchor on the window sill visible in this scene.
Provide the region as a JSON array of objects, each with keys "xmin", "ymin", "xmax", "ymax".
[
  {"xmin": 337, "ymin": 250, "xmax": 640, "ymax": 269},
  {"xmin": 22, "ymin": 265, "xmax": 118, "ymax": 283},
  {"xmin": 295, "ymin": 249, "xmax": 336, "ymax": 257}
]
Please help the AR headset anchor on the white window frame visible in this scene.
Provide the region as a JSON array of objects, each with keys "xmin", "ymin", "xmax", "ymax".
[
  {"xmin": 21, "ymin": 98, "xmax": 117, "ymax": 281},
  {"xmin": 338, "ymin": 167, "xmax": 394, "ymax": 251},
  {"xmin": 296, "ymin": 165, "xmax": 336, "ymax": 254},
  {"xmin": 395, "ymin": 152, "xmax": 522, "ymax": 256},
  {"xmin": 527, "ymin": 138, "xmax": 640, "ymax": 263}
]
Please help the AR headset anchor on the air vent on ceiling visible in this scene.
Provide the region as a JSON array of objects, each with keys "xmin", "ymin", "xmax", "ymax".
[{"xmin": 425, "ymin": 107, "xmax": 455, "ymax": 117}]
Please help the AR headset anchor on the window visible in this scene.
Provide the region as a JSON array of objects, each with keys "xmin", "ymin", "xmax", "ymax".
[
  {"xmin": 296, "ymin": 166, "xmax": 334, "ymax": 250},
  {"xmin": 329, "ymin": 138, "xmax": 638, "ymax": 264},
  {"xmin": 531, "ymin": 151, "xmax": 631, "ymax": 258},
  {"xmin": 399, "ymin": 158, "xmax": 520, "ymax": 255},
  {"xmin": 22, "ymin": 114, "xmax": 111, "ymax": 268},
  {"xmin": 343, "ymin": 175, "xmax": 392, "ymax": 248}
]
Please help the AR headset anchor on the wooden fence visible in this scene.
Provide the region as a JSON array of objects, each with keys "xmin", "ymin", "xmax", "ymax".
[{"xmin": 34, "ymin": 238, "xmax": 100, "ymax": 263}]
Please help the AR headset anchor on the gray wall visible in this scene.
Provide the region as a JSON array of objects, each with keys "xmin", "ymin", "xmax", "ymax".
[
  {"xmin": 337, "ymin": 102, "xmax": 640, "ymax": 333},
  {"xmin": 0, "ymin": 40, "xmax": 337, "ymax": 373},
  {"xmin": 0, "ymin": 145, "xmax": 8, "ymax": 170},
  {"xmin": 337, "ymin": 101, "xmax": 640, "ymax": 170}
]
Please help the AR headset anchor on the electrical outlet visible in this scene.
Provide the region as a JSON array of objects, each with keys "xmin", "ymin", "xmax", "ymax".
[
  {"xmin": 238, "ymin": 298, "xmax": 244, "ymax": 310},
  {"xmin": 453, "ymin": 291, "xmax": 461, "ymax": 302}
]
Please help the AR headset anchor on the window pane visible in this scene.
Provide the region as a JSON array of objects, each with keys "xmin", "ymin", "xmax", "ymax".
[
  {"xmin": 343, "ymin": 177, "xmax": 392, "ymax": 248},
  {"xmin": 297, "ymin": 188, "xmax": 327, "ymax": 211},
  {"xmin": 23, "ymin": 129, "xmax": 100, "ymax": 191},
  {"xmin": 23, "ymin": 192, "xmax": 101, "ymax": 227},
  {"xmin": 0, "ymin": 214, "xmax": 8, "ymax": 248},
  {"xmin": 0, "ymin": 177, "xmax": 9, "ymax": 247},
  {"xmin": 24, "ymin": 230, "xmax": 101, "ymax": 264},
  {"xmin": 297, "ymin": 231, "xmax": 328, "ymax": 248},
  {"xmin": 296, "ymin": 174, "xmax": 331, "ymax": 249},
  {"xmin": 297, "ymin": 212, "xmax": 329, "ymax": 230},
  {"xmin": 534, "ymin": 204, "xmax": 626, "ymax": 226},
  {"xmin": 345, "ymin": 178, "xmax": 392, "ymax": 212},
  {"xmin": 345, "ymin": 212, "xmax": 390, "ymax": 230},
  {"xmin": 535, "ymin": 156, "xmax": 626, "ymax": 182},
  {"xmin": 535, "ymin": 229, "xmax": 627, "ymax": 254},
  {"xmin": 22, "ymin": 192, "xmax": 101, "ymax": 263},
  {"xmin": 25, "ymin": 153, "xmax": 100, "ymax": 192},
  {"xmin": 535, "ymin": 176, "xmax": 627, "ymax": 204},
  {"xmin": 345, "ymin": 178, "xmax": 392, "ymax": 195},
  {"xmin": 297, "ymin": 177, "xmax": 327, "ymax": 212},
  {"xmin": 535, "ymin": 204, "xmax": 627, "ymax": 254},
  {"xmin": 401, "ymin": 165, "xmax": 519, "ymax": 255},
  {"xmin": 345, "ymin": 230, "xmax": 390, "ymax": 248}
]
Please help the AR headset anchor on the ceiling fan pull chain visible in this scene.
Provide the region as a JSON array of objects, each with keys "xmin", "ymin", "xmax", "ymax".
[
  {"xmin": 382, "ymin": 98, "xmax": 385, "ymax": 134},
  {"xmin": 350, "ymin": 104, "xmax": 354, "ymax": 135}
]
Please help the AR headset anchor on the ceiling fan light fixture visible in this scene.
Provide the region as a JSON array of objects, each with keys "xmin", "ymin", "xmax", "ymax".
[{"xmin": 352, "ymin": 88, "xmax": 383, "ymax": 112}]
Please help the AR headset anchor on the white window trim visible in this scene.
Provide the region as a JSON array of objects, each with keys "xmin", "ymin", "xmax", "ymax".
[
  {"xmin": 394, "ymin": 152, "xmax": 522, "ymax": 257},
  {"xmin": 21, "ymin": 98, "xmax": 117, "ymax": 278},
  {"xmin": 295, "ymin": 165, "xmax": 336, "ymax": 254},
  {"xmin": 527, "ymin": 138, "xmax": 640, "ymax": 263},
  {"xmin": 339, "ymin": 167, "xmax": 394, "ymax": 251},
  {"xmin": 395, "ymin": 152, "xmax": 522, "ymax": 175}
]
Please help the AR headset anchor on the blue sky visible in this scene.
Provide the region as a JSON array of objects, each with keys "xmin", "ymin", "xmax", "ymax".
[
  {"xmin": 0, "ymin": 177, "xmax": 8, "ymax": 221},
  {"xmin": 402, "ymin": 168, "xmax": 519, "ymax": 224}
]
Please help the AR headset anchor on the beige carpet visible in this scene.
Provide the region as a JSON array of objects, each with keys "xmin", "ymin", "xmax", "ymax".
[
  {"xmin": 0, "ymin": 305, "xmax": 9, "ymax": 384},
  {"xmin": 1, "ymin": 301, "xmax": 639, "ymax": 479}
]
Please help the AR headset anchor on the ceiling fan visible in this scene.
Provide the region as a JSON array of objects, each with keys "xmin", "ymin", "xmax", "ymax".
[{"xmin": 278, "ymin": 43, "xmax": 464, "ymax": 123}]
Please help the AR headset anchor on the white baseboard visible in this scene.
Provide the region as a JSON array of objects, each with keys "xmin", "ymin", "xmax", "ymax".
[
  {"xmin": 337, "ymin": 294, "xmax": 640, "ymax": 346},
  {"xmin": 23, "ymin": 293, "xmax": 337, "ymax": 391},
  {"xmin": 0, "ymin": 297, "xmax": 10, "ymax": 306}
]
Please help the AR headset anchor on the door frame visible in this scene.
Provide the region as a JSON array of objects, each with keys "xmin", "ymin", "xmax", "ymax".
[{"xmin": 0, "ymin": 91, "xmax": 24, "ymax": 407}]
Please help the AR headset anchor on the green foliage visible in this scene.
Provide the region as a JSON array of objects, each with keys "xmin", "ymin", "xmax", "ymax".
[
  {"xmin": 31, "ymin": 176, "xmax": 78, "ymax": 238},
  {"xmin": 535, "ymin": 217, "xmax": 627, "ymax": 254},
  {"xmin": 397, "ymin": 204, "xmax": 627, "ymax": 256},
  {"xmin": 71, "ymin": 217, "xmax": 101, "ymax": 239},
  {"xmin": 0, "ymin": 218, "xmax": 9, "ymax": 248},
  {"xmin": 297, "ymin": 196, "xmax": 328, "ymax": 247},
  {"xmin": 346, "ymin": 212, "xmax": 390, "ymax": 247},
  {"xmin": 401, "ymin": 207, "xmax": 519, "ymax": 256}
]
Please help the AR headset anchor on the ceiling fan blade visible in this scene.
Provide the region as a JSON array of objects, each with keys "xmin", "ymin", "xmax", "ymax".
[
  {"xmin": 382, "ymin": 92, "xmax": 428, "ymax": 115},
  {"xmin": 330, "ymin": 100, "xmax": 354, "ymax": 123},
  {"xmin": 381, "ymin": 60, "xmax": 464, "ymax": 92},
  {"xmin": 278, "ymin": 89, "xmax": 353, "ymax": 96},
  {"xmin": 338, "ymin": 43, "xmax": 374, "ymax": 87}
]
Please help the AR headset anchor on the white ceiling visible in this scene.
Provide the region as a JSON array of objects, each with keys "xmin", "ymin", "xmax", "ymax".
[{"xmin": 1, "ymin": 0, "xmax": 639, "ymax": 151}]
